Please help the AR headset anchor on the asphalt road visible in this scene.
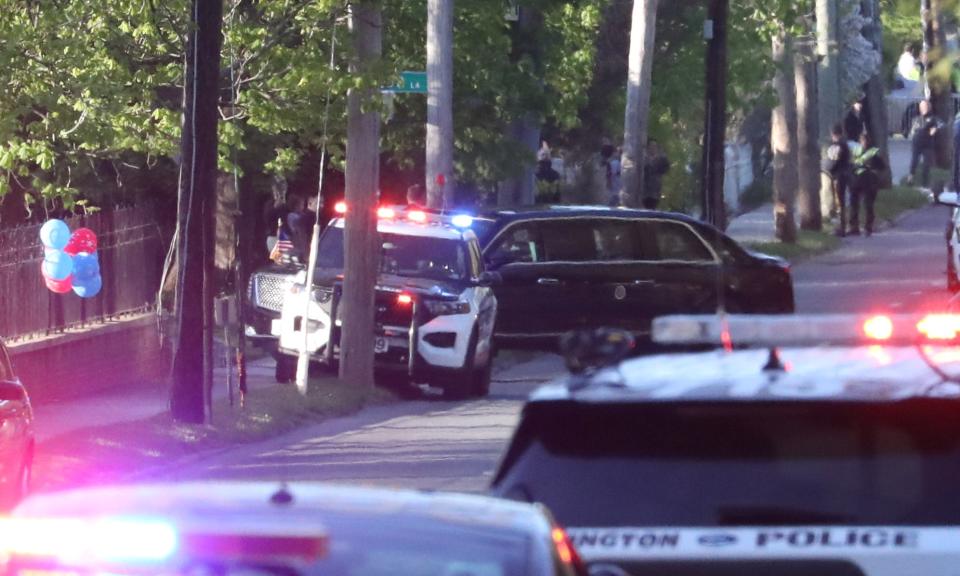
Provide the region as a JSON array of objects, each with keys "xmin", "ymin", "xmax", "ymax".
[{"xmin": 170, "ymin": 203, "xmax": 955, "ymax": 492}]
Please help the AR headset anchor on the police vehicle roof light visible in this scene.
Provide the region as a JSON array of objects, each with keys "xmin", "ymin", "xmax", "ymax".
[
  {"xmin": 652, "ymin": 313, "xmax": 960, "ymax": 347},
  {"xmin": 334, "ymin": 201, "xmax": 347, "ymax": 214},
  {"xmin": 0, "ymin": 517, "xmax": 178, "ymax": 563},
  {"xmin": 863, "ymin": 314, "xmax": 894, "ymax": 341},
  {"xmin": 377, "ymin": 206, "xmax": 396, "ymax": 219},
  {"xmin": 451, "ymin": 214, "xmax": 473, "ymax": 228},
  {"xmin": 407, "ymin": 210, "xmax": 427, "ymax": 223},
  {"xmin": 917, "ymin": 314, "xmax": 960, "ymax": 340}
]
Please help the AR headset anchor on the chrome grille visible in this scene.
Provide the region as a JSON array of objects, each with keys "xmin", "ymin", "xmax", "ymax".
[{"xmin": 251, "ymin": 272, "xmax": 292, "ymax": 312}]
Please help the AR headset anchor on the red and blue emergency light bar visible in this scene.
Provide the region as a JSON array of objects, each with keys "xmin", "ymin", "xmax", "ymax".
[
  {"xmin": 333, "ymin": 202, "xmax": 474, "ymax": 229},
  {"xmin": 652, "ymin": 313, "xmax": 960, "ymax": 348}
]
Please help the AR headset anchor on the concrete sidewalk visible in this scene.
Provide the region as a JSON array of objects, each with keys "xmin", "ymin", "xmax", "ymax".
[
  {"xmin": 727, "ymin": 138, "xmax": 915, "ymax": 244},
  {"xmin": 32, "ymin": 356, "xmax": 281, "ymax": 442}
]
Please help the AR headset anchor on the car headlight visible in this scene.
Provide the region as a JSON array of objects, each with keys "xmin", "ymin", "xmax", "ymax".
[{"xmin": 424, "ymin": 300, "xmax": 471, "ymax": 316}]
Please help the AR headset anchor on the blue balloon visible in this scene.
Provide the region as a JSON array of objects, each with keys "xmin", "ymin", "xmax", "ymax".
[
  {"xmin": 72, "ymin": 274, "xmax": 102, "ymax": 298},
  {"xmin": 40, "ymin": 219, "xmax": 71, "ymax": 250},
  {"xmin": 72, "ymin": 252, "xmax": 100, "ymax": 281},
  {"xmin": 41, "ymin": 250, "xmax": 74, "ymax": 281}
]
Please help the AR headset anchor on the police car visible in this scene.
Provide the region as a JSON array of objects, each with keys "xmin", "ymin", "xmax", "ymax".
[
  {"xmin": 273, "ymin": 205, "xmax": 499, "ymax": 399},
  {"xmin": 490, "ymin": 314, "xmax": 960, "ymax": 576},
  {"xmin": 0, "ymin": 482, "xmax": 587, "ymax": 576}
]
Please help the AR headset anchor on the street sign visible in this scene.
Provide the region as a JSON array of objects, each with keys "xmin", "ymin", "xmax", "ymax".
[{"xmin": 384, "ymin": 71, "xmax": 427, "ymax": 94}]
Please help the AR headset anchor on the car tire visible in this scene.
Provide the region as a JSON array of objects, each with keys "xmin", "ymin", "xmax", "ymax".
[
  {"xmin": 442, "ymin": 330, "xmax": 479, "ymax": 401},
  {"xmin": 473, "ymin": 356, "xmax": 492, "ymax": 397},
  {"xmin": 275, "ymin": 354, "xmax": 296, "ymax": 384}
]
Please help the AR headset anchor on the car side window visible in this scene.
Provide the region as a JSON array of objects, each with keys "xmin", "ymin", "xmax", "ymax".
[
  {"xmin": 486, "ymin": 224, "xmax": 542, "ymax": 267},
  {"xmin": 541, "ymin": 221, "xmax": 598, "ymax": 262},
  {"xmin": 648, "ymin": 221, "xmax": 715, "ymax": 262},
  {"xmin": 0, "ymin": 343, "xmax": 12, "ymax": 381},
  {"xmin": 592, "ymin": 220, "xmax": 641, "ymax": 261}
]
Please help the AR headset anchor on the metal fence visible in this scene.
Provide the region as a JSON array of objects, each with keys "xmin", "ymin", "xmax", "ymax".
[
  {"xmin": 0, "ymin": 207, "xmax": 166, "ymax": 342},
  {"xmin": 886, "ymin": 95, "xmax": 960, "ymax": 136}
]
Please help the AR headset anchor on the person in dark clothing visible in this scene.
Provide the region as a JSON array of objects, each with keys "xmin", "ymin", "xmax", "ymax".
[
  {"xmin": 908, "ymin": 99, "xmax": 943, "ymax": 188},
  {"xmin": 822, "ymin": 123, "xmax": 852, "ymax": 236},
  {"xmin": 843, "ymin": 100, "xmax": 866, "ymax": 142},
  {"xmin": 286, "ymin": 194, "xmax": 316, "ymax": 257},
  {"xmin": 642, "ymin": 140, "xmax": 670, "ymax": 210},
  {"xmin": 406, "ymin": 183, "xmax": 426, "ymax": 207},
  {"xmin": 849, "ymin": 132, "xmax": 886, "ymax": 237}
]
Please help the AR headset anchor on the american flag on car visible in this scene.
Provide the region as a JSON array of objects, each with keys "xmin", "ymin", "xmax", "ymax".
[{"xmin": 270, "ymin": 224, "xmax": 295, "ymax": 263}]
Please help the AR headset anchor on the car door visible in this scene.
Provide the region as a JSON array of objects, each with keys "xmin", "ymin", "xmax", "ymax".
[
  {"xmin": 0, "ymin": 343, "xmax": 29, "ymax": 497},
  {"xmin": 539, "ymin": 218, "xmax": 659, "ymax": 335},
  {"xmin": 483, "ymin": 221, "xmax": 560, "ymax": 338},
  {"xmin": 638, "ymin": 219, "xmax": 721, "ymax": 316}
]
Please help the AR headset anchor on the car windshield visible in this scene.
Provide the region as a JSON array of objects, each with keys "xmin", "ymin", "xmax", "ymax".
[
  {"xmin": 494, "ymin": 400, "xmax": 960, "ymax": 527},
  {"xmin": 316, "ymin": 227, "xmax": 468, "ymax": 282}
]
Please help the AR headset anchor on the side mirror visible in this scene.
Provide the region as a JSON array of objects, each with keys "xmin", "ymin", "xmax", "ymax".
[
  {"xmin": 935, "ymin": 190, "xmax": 960, "ymax": 207},
  {"xmin": 0, "ymin": 380, "xmax": 26, "ymax": 403},
  {"xmin": 476, "ymin": 271, "xmax": 503, "ymax": 287},
  {"xmin": 559, "ymin": 328, "xmax": 636, "ymax": 375}
]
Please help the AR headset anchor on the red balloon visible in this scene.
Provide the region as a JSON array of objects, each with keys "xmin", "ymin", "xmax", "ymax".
[
  {"xmin": 64, "ymin": 228, "xmax": 98, "ymax": 255},
  {"xmin": 45, "ymin": 274, "xmax": 73, "ymax": 294}
]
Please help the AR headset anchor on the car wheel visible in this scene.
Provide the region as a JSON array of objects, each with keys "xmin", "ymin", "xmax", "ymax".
[
  {"xmin": 442, "ymin": 330, "xmax": 478, "ymax": 401},
  {"xmin": 275, "ymin": 354, "xmax": 296, "ymax": 383},
  {"xmin": 472, "ymin": 357, "xmax": 492, "ymax": 397}
]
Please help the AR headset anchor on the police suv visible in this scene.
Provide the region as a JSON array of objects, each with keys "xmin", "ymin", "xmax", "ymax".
[
  {"xmin": 273, "ymin": 206, "xmax": 499, "ymax": 399},
  {"xmin": 934, "ymin": 191, "xmax": 960, "ymax": 292},
  {"xmin": 491, "ymin": 314, "xmax": 960, "ymax": 576}
]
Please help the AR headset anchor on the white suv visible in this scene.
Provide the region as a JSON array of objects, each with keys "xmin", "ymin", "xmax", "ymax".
[{"xmin": 273, "ymin": 207, "xmax": 499, "ymax": 399}]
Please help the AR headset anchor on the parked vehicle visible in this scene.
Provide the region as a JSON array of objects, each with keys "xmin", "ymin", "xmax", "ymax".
[
  {"xmin": 0, "ymin": 338, "xmax": 33, "ymax": 511},
  {"xmin": 474, "ymin": 207, "xmax": 794, "ymax": 346},
  {"xmin": 273, "ymin": 206, "xmax": 499, "ymax": 399}
]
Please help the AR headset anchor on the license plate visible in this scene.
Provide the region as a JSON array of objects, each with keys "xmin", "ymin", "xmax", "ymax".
[{"xmin": 374, "ymin": 337, "xmax": 388, "ymax": 353}]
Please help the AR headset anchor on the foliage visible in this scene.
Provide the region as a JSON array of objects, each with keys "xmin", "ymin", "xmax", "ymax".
[
  {"xmin": 874, "ymin": 185, "xmax": 928, "ymax": 222},
  {"xmin": 746, "ymin": 230, "xmax": 841, "ymax": 261},
  {"xmin": 838, "ymin": 0, "xmax": 882, "ymax": 105},
  {"xmin": 738, "ymin": 175, "xmax": 773, "ymax": 213}
]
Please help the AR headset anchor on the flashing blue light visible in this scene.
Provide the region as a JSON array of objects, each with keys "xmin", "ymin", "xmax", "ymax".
[{"xmin": 451, "ymin": 214, "xmax": 473, "ymax": 228}]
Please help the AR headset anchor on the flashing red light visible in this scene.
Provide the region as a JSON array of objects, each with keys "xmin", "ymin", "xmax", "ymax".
[
  {"xmin": 407, "ymin": 210, "xmax": 427, "ymax": 223},
  {"xmin": 551, "ymin": 528, "xmax": 574, "ymax": 565},
  {"xmin": 917, "ymin": 314, "xmax": 960, "ymax": 340},
  {"xmin": 863, "ymin": 315, "xmax": 894, "ymax": 341},
  {"xmin": 377, "ymin": 206, "xmax": 396, "ymax": 219},
  {"xmin": 334, "ymin": 201, "xmax": 347, "ymax": 214},
  {"xmin": 397, "ymin": 293, "xmax": 413, "ymax": 306}
]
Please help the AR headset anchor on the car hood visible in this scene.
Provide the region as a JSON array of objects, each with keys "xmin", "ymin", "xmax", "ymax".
[{"xmin": 376, "ymin": 274, "xmax": 463, "ymax": 299}]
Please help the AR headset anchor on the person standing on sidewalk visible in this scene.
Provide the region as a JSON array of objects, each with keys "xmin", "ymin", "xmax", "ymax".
[
  {"xmin": 850, "ymin": 132, "xmax": 886, "ymax": 237},
  {"xmin": 908, "ymin": 99, "xmax": 943, "ymax": 189},
  {"xmin": 823, "ymin": 124, "xmax": 852, "ymax": 236}
]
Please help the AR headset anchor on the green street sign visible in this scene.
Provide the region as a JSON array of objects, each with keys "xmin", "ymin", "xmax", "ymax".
[{"xmin": 384, "ymin": 71, "xmax": 427, "ymax": 94}]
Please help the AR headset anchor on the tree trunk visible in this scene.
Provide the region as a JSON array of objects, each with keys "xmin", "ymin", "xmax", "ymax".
[
  {"xmin": 929, "ymin": 0, "xmax": 953, "ymax": 169},
  {"xmin": 861, "ymin": 0, "xmax": 890, "ymax": 185},
  {"xmin": 338, "ymin": 1, "xmax": 381, "ymax": 387},
  {"xmin": 700, "ymin": 0, "xmax": 728, "ymax": 228},
  {"xmin": 498, "ymin": 118, "xmax": 539, "ymax": 207},
  {"xmin": 426, "ymin": 0, "xmax": 454, "ymax": 209},
  {"xmin": 621, "ymin": 0, "xmax": 660, "ymax": 207},
  {"xmin": 816, "ymin": 0, "xmax": 840, "ymax": 142},
  {"xmin": 772, "ymin": 32, "xmax": 798, "ymax": 243},
  {"xmin": 170, "ymin": 0, "xmax": 223, "ymax": 424},
  {"xmin": 795, "ymin": 36, "xmax": 822, "ymax": 231}
]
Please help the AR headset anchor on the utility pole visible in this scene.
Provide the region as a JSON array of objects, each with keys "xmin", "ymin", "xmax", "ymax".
[
  {"xmin": 339, "ymin": 1, "xmax": 382, "ymax": 388},
  {"xmin": 621, "ymin": 0, "xmax": 661, "ymax": 207},
  {"xmin": 772, "ymin": 31, "xmax": 799, "ymax": 243},
  {"xmin": 171, "ymin": 0, "xmax": 223, "ymax": 423},
  {"xmin": 700, "ymin": 0, "xmax": 728, "ymax": 228},
  {"xmin": 426, "ymin": 0, "xmax": 454, "ymax": 209}
]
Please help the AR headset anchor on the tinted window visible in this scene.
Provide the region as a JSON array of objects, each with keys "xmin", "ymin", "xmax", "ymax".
[
  {"xmin": 487, "ymin": 224, "xmax": 543, "ymax": 266},
  {"xmin": 541, "ymin": 221, "xmax": 598, "ymax": 261},
  {"xmin": 317, "ymin": 227, "xmax": 468, "ymax": 281},
  {"xmin": 494, "ymin": 401, "xmax": 960, "ymax": 526},
  {"xmin": 647, "ymin": 221, "xmax": 714, "ymax": 262}
]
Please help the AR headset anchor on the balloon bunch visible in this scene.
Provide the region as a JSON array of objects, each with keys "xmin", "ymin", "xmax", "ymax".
[{"xmin": 39, "ymin": 219, "xmax": 102, "ymax": 298}]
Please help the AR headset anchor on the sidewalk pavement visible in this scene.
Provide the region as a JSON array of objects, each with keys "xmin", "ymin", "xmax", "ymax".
[
  {"xmin": 726, "ymin": 138, "xmax": 914, "ymax": 244},
  {"xmin": 32, "ymin": 355, "xmax": 281, "ymax": 442}
]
